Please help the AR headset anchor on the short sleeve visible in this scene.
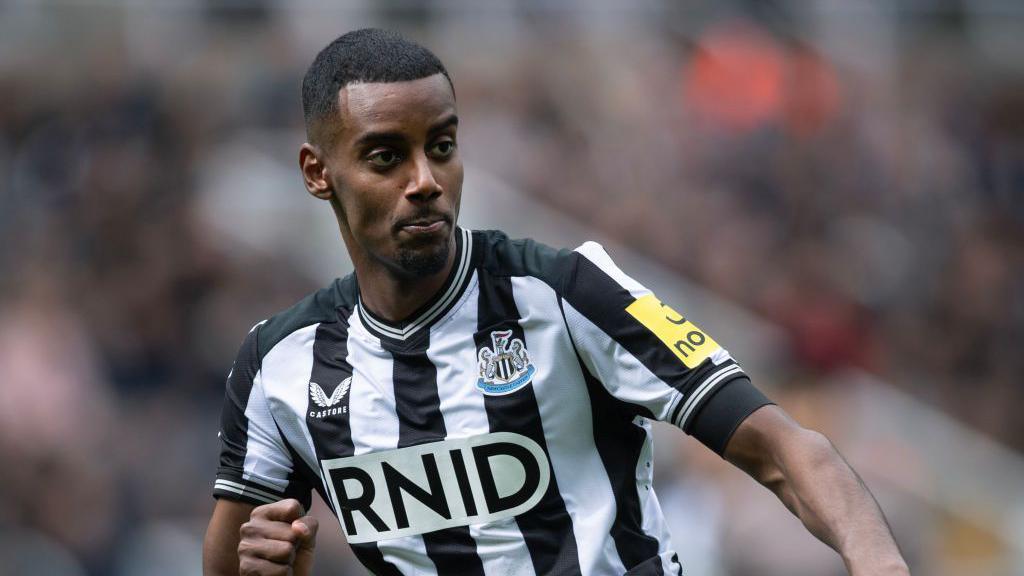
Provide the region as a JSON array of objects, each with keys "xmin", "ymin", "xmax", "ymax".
[
  {"xmin": 213, "ymin": 321, "xmax": 312, "ymax": 508},
  {"xmin": 559, "ymin": 242, "xmax": 773, "ymax": 455}
]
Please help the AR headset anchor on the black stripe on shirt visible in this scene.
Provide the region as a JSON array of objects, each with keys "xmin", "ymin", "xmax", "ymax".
[
  {"xmin": 214, "ymin": 323, "xmax": 298, "ymax": 507},
  {"xmin": 557, "ymin": 291, "xmax": 665, "ymax": 572},
  {"xmin": 308, "ymin": 316, "xmax": 403, "ymax": 576},
  {"xmin": 474, "ymin": 272, "xmax": 583, "ymax": 576},
  {"xmin": 388, "ymin": 334, "xmax": 486, "ymax": 576},
  {"xmin": 306, "ymin": 320, "xmax": 355, "ymax": 464},
  {"xmin": 217, "ymin": 324, "xmax": 261, "ymax": 477},
  {"xmin": 573, "ymin": 347, "xmax": 663, "ymax": 572},
  {"xmin": 623, "ymin": 555, "xmax": 666, "ymax": 575}
]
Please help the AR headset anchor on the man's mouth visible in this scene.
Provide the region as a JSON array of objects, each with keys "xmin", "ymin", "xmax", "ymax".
[{"xmin": 396, "ymin": 215, "xmax": 450, "ymax": 235}]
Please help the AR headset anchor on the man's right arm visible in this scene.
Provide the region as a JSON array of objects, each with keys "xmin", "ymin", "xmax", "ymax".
[
  {"xmin": 208, "ymin": 321, "xmax": 316, "ymax": 574},
  {"xmin": 203, "ymin": 498, "xmax": 254, "ymax": 576}
]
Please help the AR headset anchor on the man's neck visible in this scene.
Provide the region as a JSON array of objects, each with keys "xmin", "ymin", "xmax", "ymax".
[{"xmin": 355, "ymin": 239, "xmax": 457, "ymax": 324}]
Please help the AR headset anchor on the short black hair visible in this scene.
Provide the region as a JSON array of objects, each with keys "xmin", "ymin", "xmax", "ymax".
[{"xmin": 301, "ymin": 28, "xmax": 453, "ymax": 145}]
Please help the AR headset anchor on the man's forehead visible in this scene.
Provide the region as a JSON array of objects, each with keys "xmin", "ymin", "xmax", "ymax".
[{"xmin": 337, "ymin": 74, "xmax": 455, "ymax": 134}]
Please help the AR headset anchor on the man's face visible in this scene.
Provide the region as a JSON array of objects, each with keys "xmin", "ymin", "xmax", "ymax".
[{"xmin": 318, "ymin": 73, "xmax": 462, "ymax": 278}]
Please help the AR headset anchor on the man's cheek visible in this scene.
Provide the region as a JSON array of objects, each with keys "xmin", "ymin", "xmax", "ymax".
[{"xmin": 346, "ymin": 194, "xmax": 390, "ymax": 227}]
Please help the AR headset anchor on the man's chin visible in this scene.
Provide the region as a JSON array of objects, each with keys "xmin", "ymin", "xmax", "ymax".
[{"xmin": 395, "ymin": 241, "xmax": 450, "ymax": 278}]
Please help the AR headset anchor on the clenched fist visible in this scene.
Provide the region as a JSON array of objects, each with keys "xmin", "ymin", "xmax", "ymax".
[{"xmin": 238, "ymin": 499, "xmax": 319, "ymax": 576}]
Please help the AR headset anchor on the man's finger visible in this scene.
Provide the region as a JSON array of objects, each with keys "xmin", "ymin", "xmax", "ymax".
[
  {"xmin": 291, "ymin": 516, "xmax": 319, "ymax": 576},
  {"xmin": 250, "ymin": 498, "xmax": 305, "ymax": 523},
  {"xmin": 238, "ymin": 536, "xmax": 296, "ymax": 564},
  {"xmin": 238, "ymin": 556, "xmax": 290, "ymax": 576},
  {"xmin": 292, "ymin": 516, "xmax": 319, "ymax": 546},
  {"xmin": 239, "ymin": 518, "xmax": 299, "ymax": 544}
]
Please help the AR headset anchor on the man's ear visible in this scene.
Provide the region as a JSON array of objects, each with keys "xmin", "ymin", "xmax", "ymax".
[{"xmin": 299, "ymin": 143, "xmax": 334, "ymax": 200}]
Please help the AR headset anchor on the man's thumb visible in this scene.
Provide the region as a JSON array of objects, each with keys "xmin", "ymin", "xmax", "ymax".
[{"xmin": 291, "ymin": 516, "xmax": 319, "ymax": 576}]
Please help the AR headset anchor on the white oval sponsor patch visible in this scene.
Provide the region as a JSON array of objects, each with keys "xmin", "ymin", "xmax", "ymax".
[{"xmin": 320, "ymin": 432, "xmax": 550, "ymax": 543}]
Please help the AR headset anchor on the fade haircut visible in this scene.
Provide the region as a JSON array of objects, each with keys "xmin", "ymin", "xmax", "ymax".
[{"xmin": 301, "ymin": 28, "xmax": 453, "ymax": 147}]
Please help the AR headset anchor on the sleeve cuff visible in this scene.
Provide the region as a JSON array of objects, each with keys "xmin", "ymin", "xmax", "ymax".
[
  {"xmin": 212, "ymin": 473, "xmax": 286, "ymax": 507},
  {"xmin": 684, "ymin": 376, "xmax": 773, "ymax": 456}
]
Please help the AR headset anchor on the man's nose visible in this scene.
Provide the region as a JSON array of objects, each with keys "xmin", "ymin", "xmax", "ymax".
[{"xmin": 404, "ymin": 153, "xmax": 442, "ymax": 202}]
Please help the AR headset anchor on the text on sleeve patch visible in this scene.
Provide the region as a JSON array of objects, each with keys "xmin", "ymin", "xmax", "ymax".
[{"xmin": 625, "ymin": 294, "xmax": 720, "ymax": 369}]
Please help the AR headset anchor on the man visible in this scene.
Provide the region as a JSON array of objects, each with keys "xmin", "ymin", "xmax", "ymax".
[{"xmin": 203, "ymin": 28, "xmax": 909, "ymax": 576}]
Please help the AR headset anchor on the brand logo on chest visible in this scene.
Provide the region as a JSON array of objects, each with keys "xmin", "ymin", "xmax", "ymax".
[
  {"xmin": 309, "ymin": 376, "xmax": 351, "ymax": 418},
  {"xmin": 477, "ymin": 330, "xmax": 535, "ymax": 395}
]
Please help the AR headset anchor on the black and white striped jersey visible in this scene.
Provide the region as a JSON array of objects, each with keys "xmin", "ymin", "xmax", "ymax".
[{"xmin": 214, "ymin": 227, "xmax": 772, "ymax": 576}]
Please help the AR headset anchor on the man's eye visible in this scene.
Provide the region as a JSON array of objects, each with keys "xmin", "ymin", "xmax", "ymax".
[
  {"xmin": 368, "ymin": 150, "xmax": 401, "ymax": 167},
  {"xmin": 431, "ymin": 140, "xmax": 455, "ymax": 158}
]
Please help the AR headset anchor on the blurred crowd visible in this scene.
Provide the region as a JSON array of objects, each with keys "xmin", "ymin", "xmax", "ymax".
[
  {"xmin": 460, "ymin": 14, "xmax": 1024, "ymax": 447},
  {"xmin": 0, "ymin": 2, "xmax": 1021, "ymax": 575}
]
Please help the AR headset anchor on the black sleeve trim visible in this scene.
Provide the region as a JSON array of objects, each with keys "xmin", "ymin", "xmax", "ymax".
[
  {"xmin": 687, "ymin": 376, "xmax": 773, "ymax": 456},
  {"xmin": 213, "ymin": 469, "xmax": 313, "ymax": 510},
  {"xmin": 213, "ymin": 472, "xmax": 285, "ymax": 507}
]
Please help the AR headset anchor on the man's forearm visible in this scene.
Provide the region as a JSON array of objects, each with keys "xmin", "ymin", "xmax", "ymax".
[
  {"xmin": 725, "ymin": 406, "xmax": 909, "ymax": 575},
  {"xmin": 204, "ymin": 498, "xmax": 254, "ymax": 576},
  {"xmin": 766, "ymin": 427, "xmax": 909, "ymax": 575}
]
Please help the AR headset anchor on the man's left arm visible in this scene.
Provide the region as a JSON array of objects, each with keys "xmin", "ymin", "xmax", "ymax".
[
  {"xmin": 723, "ymin": 404, "xmax": 910, "ymax": 576},
  {"xmin": 550, "ymin": 241, "xmax": 909, "ymax": 574}
]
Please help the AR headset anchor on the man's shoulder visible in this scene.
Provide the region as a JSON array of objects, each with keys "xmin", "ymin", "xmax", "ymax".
[
  {"xmin": 254, "ymin": 274, "xmax": 358, "ymax": 360},
  {"xmin": 473, "ymin": 229, "xmax": 576, "ymax": 282},
  {"xmin": 472, "ymin": 229, "xmax": 613, "ymax": 289}
]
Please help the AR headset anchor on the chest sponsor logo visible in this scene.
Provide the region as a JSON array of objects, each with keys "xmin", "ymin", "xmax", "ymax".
[
  {"xmin": 320, "ymin": 432, "xmax": 550, "ymax": 543},
  {"xmin": 477, "ymin": 330, "xmax": 536, "ymax": 395},
  {"xmin": 309, "ymin": 376, "xmax": 350, "ymax": 418},
  {"xmin": 626, "ymin": 294, "xmax": 720, "ymax": 369}
]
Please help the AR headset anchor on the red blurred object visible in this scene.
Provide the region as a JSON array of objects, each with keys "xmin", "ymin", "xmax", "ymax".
[{"xmin": 683, "ymin": 21, "xmax": 842, "ymax": 137}]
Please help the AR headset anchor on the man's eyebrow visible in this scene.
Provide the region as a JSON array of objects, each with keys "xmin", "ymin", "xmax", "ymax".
[
  {"xmin": 353, "ymin": 130, "xmax": 405, "ymax": 148},
  {"xmin": 351, "ymin": 115, "xmax": 458, "ymax": 149},
  {"xmin": 428, "ymin": 114, "xmax": 459, "ymax": 134}
]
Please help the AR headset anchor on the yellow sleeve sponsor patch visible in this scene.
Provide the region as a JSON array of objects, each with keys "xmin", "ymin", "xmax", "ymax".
[{"xmin": 625, "ymin": 294, "xmax": 719, "ymax": 369}]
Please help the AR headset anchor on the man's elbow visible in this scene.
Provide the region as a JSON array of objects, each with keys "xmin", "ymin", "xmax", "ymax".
[
  {"xmin": 788, "ymin": 426, "xmax": 839, "ymax": 462},
  {"xmin": 726, "ymin": 406, "xmax": 847, "ymax": 488}
]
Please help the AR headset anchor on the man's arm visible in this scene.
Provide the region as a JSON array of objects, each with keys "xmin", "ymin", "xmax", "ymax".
[
  {"xmin": 723, "ymin": 404, "xmax": 910, "ymax": 575},
  {"xmin": 204, "ymin": 499, "xmax": 254, "ymax": 576}
]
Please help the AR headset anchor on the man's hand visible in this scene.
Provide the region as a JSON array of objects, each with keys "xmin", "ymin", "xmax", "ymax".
[{"xmin": 237, "ymin": 499, "xmax": 319, "ymax": 576}]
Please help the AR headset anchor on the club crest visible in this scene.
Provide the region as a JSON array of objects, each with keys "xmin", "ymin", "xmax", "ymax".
[{"xmin": 477, "ymin": 330, "xmax": 535, "ymax": 395}]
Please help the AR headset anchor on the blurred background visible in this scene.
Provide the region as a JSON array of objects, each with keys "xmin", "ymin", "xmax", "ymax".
[{"xmin": 1, "ymin": 1, "xmax": 1022, "ymax": 575}]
